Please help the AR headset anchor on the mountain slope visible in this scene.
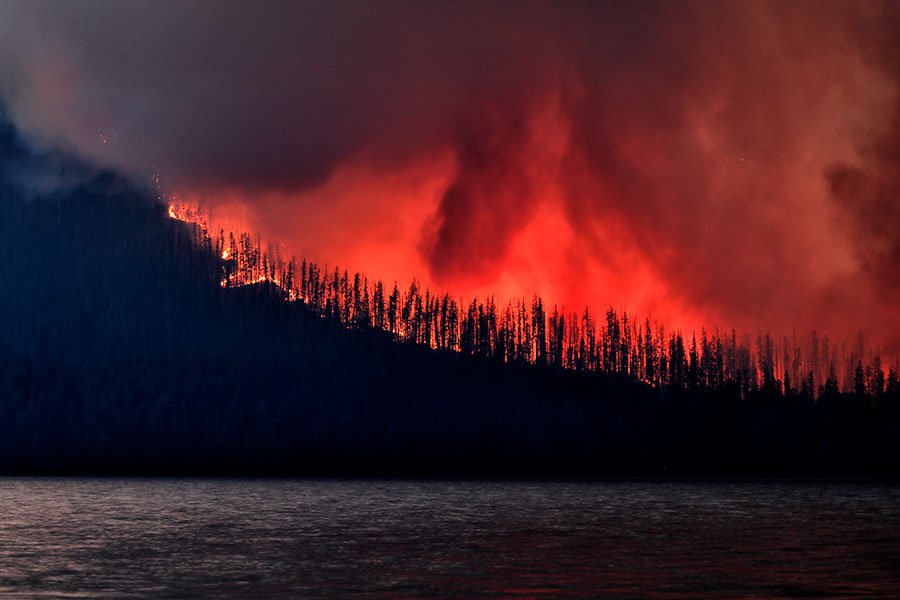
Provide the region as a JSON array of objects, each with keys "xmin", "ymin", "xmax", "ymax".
[{"xmin": 1, "ymin": 110, "xmax": 898, "ymax": 476}]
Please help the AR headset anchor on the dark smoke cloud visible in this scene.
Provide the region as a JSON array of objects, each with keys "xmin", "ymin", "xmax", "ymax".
[
  {"xmin": 826, "ymin": 3, "xmax": 900, "ymax": 303},
  {"xmin": 0, "ymin": 1, "xmax": 561, "ymax": 189},
  {"xmin": 1, "ymin": 0, "xmax": 898, "ymax": 341},
  {"xmin": 422, "ymin": 94, "xmax": 544, "ymax": 285}
]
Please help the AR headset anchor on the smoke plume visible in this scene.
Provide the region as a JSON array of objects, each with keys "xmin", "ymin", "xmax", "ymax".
[{"xmin": 1, "ymin": 0, "xmax": 898, "ymax": 342}]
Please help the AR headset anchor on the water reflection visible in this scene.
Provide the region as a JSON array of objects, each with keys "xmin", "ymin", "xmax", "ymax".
[{"xmin": 0, "ymin": 479, "xmax": 898, "ymax": 598}]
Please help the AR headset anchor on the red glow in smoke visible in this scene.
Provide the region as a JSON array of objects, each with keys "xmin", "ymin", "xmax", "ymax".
[
  {"xmin": 5, "ymin": 0, "xmax": 900, "ymax": 349},
  {"xmin": 168, "ymin": 118, "xmax": 715, "ymax": 340}
]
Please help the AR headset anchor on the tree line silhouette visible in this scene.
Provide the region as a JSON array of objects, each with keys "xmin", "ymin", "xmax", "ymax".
[{"xmin": 170, "ymin": 202, "xmax": 900, "ymax": 406}]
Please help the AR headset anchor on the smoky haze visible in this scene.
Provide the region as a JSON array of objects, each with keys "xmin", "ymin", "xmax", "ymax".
[{"xmin": 1, "ymin": 0, "xmax": 898, "ymax": 344}]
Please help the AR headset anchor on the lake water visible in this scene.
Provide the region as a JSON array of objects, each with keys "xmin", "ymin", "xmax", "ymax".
[{"xmin": 0, "ymin": 479, "xmax": 898, "ymax": 598}]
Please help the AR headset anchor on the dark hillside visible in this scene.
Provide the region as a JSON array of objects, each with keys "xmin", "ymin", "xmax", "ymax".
[{"xmin": 1, "ymin": 111, "xmax": 899, "ymax": 476}]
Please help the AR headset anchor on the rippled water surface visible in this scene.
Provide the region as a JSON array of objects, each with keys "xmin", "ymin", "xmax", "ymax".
[{"xmin": 1, "ymin": 479, "xmax": 899, "ymax": 598}]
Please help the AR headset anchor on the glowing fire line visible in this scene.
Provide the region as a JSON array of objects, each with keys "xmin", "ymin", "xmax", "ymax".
[
  {"xmin": 164, "ymin": 198, "xmax": 897, "ymax": 395},
  {"xmin": 167, "ymin": 199, "xmax": 295, "ymax": 296}
]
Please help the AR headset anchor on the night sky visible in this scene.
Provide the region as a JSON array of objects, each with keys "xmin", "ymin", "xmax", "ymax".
[{"xmin": 1, "ymin": 0, "xmax": 898, "ymax": 345}]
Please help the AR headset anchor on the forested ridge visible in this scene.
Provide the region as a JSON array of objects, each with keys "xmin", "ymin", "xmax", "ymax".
[
  {"xmin": 2, "ymin": 108, "xmax": 900, "ymax": 476},
  {"xmin": 198, "ymin": 213, "xmax": 900, "ymax": 405}
]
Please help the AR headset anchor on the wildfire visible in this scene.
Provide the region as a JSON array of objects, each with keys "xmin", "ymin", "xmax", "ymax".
[
  {"xmin": 166, "ymin": 198, "xmax": 209, "ymax": 235},
  {"xmin": 220, "ymin": 274, "xmax": 280, "ymax": 289},
  {"xmin": 162, "ymin": 196, "xmax": 896, "ymax": 396},
  {"xmin": 167, "ymin": 197, "xmax": 297, "ymax": 296}
]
